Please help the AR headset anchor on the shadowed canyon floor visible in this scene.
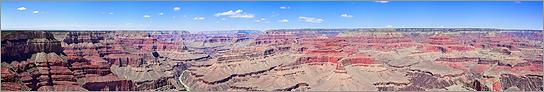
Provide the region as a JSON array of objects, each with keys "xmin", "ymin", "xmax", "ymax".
[{"xmin": 1, "ymin": 28, "xmax": 543, "ymax": 91}]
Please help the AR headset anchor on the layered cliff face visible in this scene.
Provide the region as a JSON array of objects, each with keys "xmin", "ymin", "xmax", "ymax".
[
  {"xmin": 181, "ymin": 47, "xmax": 297, "ymax": 91},
  {"xmin": 339, "ymin": 31, "xmax": 416, "ymax": 51},
  {"xmin": 63, "ymin": 32, "xmax": 107, "ymax": 44},
  {"xmin": 60, "ymin": 32, "xmax": 138, "ymax": 91},
  {"xmin": 2, "ymin": 31, "xmax": 63, "ymax": 62},
  {"xmin": 26, "ymin": 53, "xmax": 87, "ymax": 91},
  {"xmin": 2, "ymin": 29, "xmax": 543, "ymax": 91},
  {"xmin": 178, "ymin": 29, "xmax": 542, "ymax": 91},
  {"xmin": 6, "ymin": 52, "xmax": 87, "ymax": 91},
  {"xmin": 63, "ymin": 32, "xmax": 187, "ymax": 91},
  {"xmin": 1, "ymin": 31, "xmax": 83, "ymax": 91},
  {"xmin": 1, "ymin": 65, "xmax": 30, "ymax": 91},
  {"xmin": 1, "ymin": 31, "xmax": 187, "ymax": 91}
]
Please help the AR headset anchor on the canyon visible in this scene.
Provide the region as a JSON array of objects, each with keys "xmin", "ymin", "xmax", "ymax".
[{"xmin": 1, "ymin": 28, "xmax": 543, "ymax": 91}]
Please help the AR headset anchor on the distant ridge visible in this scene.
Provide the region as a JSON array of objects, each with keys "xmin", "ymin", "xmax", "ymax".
[
  {"xmin": 196, "ymin": 30, "xmax": 262, "ymax": 34},
  {"xmin": 0, "ymin": 30, "xmax": 191, "ymax": 32},
  {"xmin": 266, "ymin": 28, "xmax": 542, "ymax": 32},
  {"xmin": 2, "ymin": 28, "xmax": 541, "ymax": 33}
]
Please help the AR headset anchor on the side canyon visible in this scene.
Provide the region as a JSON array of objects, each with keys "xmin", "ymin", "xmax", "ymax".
[{"xmin": 1, "ymin": 28, "xmax": 542, "ymax": 91}]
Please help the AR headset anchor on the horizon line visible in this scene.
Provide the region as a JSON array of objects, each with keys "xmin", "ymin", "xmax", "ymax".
[
  {"xmin": 0, "ymin": 27, "xmax": 544, "ymax": 34},
  {"xmin": 2, "ymin": 27, "xmax": 542, "ymax": 32}
]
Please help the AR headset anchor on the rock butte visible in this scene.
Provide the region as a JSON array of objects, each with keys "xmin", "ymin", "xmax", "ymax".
[{"xmin": 1, "ymin": 28, "xmax": 543, "ymax": 91}]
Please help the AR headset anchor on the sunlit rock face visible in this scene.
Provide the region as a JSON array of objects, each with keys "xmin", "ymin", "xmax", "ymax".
[{"xmin": 2, "ymin": 28, "xmax": 543, "ymax": 91}]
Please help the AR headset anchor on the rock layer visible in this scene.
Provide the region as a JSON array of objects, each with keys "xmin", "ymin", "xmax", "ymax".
[{"xmin": 2, "ymin": 29, "xmax": 543, "ymax": 91}]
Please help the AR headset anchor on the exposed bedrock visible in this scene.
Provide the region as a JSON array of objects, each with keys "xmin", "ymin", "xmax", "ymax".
[
  {"xmin": 13, "ymin": 53, "xmax": 86, "ymax": 91},
  {"xmin": 110, "ymin": 63, "xmax": 184, "ymax": 91},
  {"xmin": 2, "ymin": 31, "xmax": 63, "ymax": 62},
  {"xmin": 405, "ymin": 72, "xmax": 457, "ymax": 90},
  {"xmin": 500, "ymin": 74, "xmax": 543, "ymax": 91},
  {"xmin": 61, "ymin": 37, "xmax": 137, "ymax": 91},
  {"xmin": 63, "ymin": 32, "xmax": 107, "ymax": 44},
  {"xmin": 1, "ymin": 65, "xmax": 31, "ymax": 91},
  {"xmin": 81, "ymin": 79, "xmax": 134, "ymax": 91},
  {"xmin": 2, "ymin": 30, "xmax": 543, "ymax": 91},
  {"xmin": 181, "ymin": 54, "xmax": 296, "ymax": 91}
]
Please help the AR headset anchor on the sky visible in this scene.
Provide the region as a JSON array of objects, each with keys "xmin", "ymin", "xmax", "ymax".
[{"xmin": 1, "ymin": 1, "xmax": 542, "ymax": 32}]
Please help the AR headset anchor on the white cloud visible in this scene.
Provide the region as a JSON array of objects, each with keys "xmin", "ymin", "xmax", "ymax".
[
  {"xmin": 340, "ymin": 14, "xmax": 353, "ymax": 18},
  {"xmin": 215, "ymin": 10, "xmax": 242, "ymax": 16},
  {"xmin": 279, "ymin": 6, "xmax": 290, "ymax": 9},
  {"xmin": 173, "ymin": 7, "xmax": 181, "ymax": 11},
  {"xmin": 159, "ymin": 12, "xmax": 164, "ymax": 15},
  {"xmin": 298, "ymin": 16, "xmax": 324, "ymax": 23},
  {"xmin": 32, "ymin": 11, "xmax": 39, "ymax": 14},
  {"xmin": 108, "ymin": 12, "xmax": 114, "ymax": 15},
  {"xmin": 278, "ymin": 19, "xmax": 288, "ymax": 23},
  {"xmin": 193, "ymin": 17, "xmax": 205, "ymax": 20},
  {"xmin": 375, "ymin": 0, "xmax": 389, "ymax": 3},
  {"xmin": 214, "ymin": 9, "xmax": 255, "ymax": 18},
  {"xmin": 143, "ymin": 15, "xmax": 151, "ymax": 18},
  {"xmin": 17, "ymin": 7, "xmax": 27, "ymax": 11},
  {"xmin": 255, "ymin": 18, "xmax": 266, "ymax": 22}
]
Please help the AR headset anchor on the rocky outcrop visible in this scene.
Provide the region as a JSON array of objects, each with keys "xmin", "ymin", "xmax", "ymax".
[
  {"xmin": 469, "ymin": 32, "xmax": 541, "ymax": 51},
  {"xmin": 1, "ymin": 65, "xmax": 30, "ymax": 91},
  {"xmin": 420, "ymin": 35, "xmax": 474, "ymax": 53},
  {"xmin": 254, "ymin": 33, "xmax": 296, "ymax": 45},
  {"xmin": 339, "ymin": 31, "xmax": 416, "ymax": 51},
  {"xmin": 435, "ymin": 57, "xmax": 480, "ymax": 62},
  {"xmin": 63, "ymin": 32, "xmax": 107, "ymax": 44},
  {"xmin": 182, "ymin": 54, "xmax": 297, "ymax": 91},
  {"xmin": 59, "ymin": 35, "xmax": 136, "ymax": 91},
  {"xmin": 17, "ymin": 53, "xmax": 86, "ymax": 91},
  {"xmin": 79, "ymin": 74, "xmax": 135, "ymax": 91},
  {"xmin": 2, "ymin": 29, "xmax": 542, "ymax": 91},
  {"xmin": 500, "ymin": 74, "xmax": 543, "ymax": 91},
  {"xmin": 70, "ymin": 56, "xmax": 112, "ymax": 79},
  {"xmin": 103, "ymin": 54, "xmax": 147, "ymax": 67},
  {"xmin": 406, "ymin": 72, "xmax": 457, "ymax": 90},
  {"xmin": 1, "ymin": 31, "xmax": 86, "ymax": 91},
  {"xmin": 2, "ymin": 31, "xmax": 63, "ymax": 62}
]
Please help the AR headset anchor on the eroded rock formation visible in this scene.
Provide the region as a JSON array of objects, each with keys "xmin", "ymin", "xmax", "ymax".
[{"xmin": 2, "ymin": 28, "xmax": 542, "ymax": 91}]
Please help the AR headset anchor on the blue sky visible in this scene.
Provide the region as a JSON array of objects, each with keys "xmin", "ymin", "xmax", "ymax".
[{"xmin": 1, "ymin": 1, "xmax": 542, "ymax": 31}]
